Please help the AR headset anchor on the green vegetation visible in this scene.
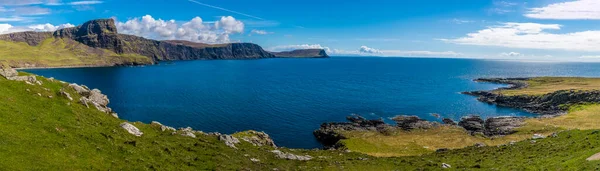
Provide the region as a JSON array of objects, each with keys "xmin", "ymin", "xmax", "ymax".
[
  {"xmin": 499, "ymin": 77, "xmax": 600, "ymax": 96},
  {"xmin": 4, "ymin": 74, "xmax": 600, "ymax": 169},
  {"xmin": 0, "ymin": 38, "xmax": 152, "ymax": 68}
]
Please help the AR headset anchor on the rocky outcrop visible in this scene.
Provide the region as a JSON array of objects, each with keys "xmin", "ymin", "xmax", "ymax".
[
  {"xmin": 464, "ymin": 78, "xmax": 600, "ymax": 115},
  {"xmin": 459, "ymin": 115, "xmax": 525, "ymax": 136},
  {"xmin": 120, "ymin": 122, "xmax": 143, "ymax": 137},
  {"xmin": 54, "ymin": 19, "xmax": 124, "ymax": 53},
  {"xmin": 236, "ymin": 131, "xmax": 277, "ymax": 148},
  {"xmin": 219, "ymin": 135, "xmax": 241, "ymax": 149},
  {"xmin": 0, "ymin": 31, "xmax": 52, "ymax": 46},
  {"xmin": 271, "ymin": 150, "xmax": 313, "ymax": 161},
  {"xmin": 69, "ymin": 83, "xmax": 117, "ymax": 117},
  {"xmin": 392, "ymin": 115, "xmax": 440, "ymax": 130},
  {"xmin": 458, "ymin": 116, "xmax": 485, "ymax": 135},
  {"xmin": 270, "ymin": 49, "xmax": 329, "ymax": 58},
  {"xmin": 313, "ymin": 115, "xmax": 391, "ymax": 148},
  {"xmin": 1, "ymin": 68, "xmax": 42, "ymax": 85}
]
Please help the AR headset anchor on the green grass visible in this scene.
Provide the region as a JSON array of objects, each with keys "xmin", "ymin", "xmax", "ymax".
[
  {"xmin": 4, "ymin": 74, "xmax": 600, "ymax": 170},
  {"xmin": 499, "ymin": 77, "xmax": 600, "ymax": 96},
  {"xmin": 0, "ymin": 38, "xmax": 152, "ymax": 68}
]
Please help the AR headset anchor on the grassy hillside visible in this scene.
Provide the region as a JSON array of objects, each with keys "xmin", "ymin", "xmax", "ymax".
[
  {"xmin": 498, "ymin": 77, "xmax": 600, "ymax": 96},
  {"xmin": 0, "ymin": 38, "xmax": 152, "ymax": 68},
  {"xmin": 3, "ymin": 75, "xmax": 600, "ymax": 170}
]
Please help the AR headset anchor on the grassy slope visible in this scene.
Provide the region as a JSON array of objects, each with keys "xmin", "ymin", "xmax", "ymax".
[
  {"xmin": 0, "ymin": 38, "xmax": 152, "ymax": 68},
  {"xmin": 4, "ymin": 75, "xmax": 600, "ymax": 170},
  {"xmin": 341, "ymin": 77, "xmax": 600, "ymax": 157},
  {"xmin": 499, "ymin": 77, "xmax": 600, "ymax": 96}
]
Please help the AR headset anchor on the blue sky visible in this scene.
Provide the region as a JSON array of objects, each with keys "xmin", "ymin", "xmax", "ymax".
[{"xmin": 1, "ymin": 0, "xmax": 600, "ymax": 61}]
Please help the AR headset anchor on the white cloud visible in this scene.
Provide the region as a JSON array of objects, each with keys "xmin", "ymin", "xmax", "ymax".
[
  {"xmin": 0, "ymin": 22, "xmax": 74, "ymax": 34},
  {"xmin": 442, "ymin": 22, "xmax": 600, "ymax": 52},
  {"xmin": 450, "ymin": 18, "xmax": 475, "ymax": 24},
  {"xmin": 12, "ymin": 6, "xmax": 51, "ymax": 15},
  {"xmin": 525, "ymin": 0, "xmax": 600, "ymax": 20},
  {"xmin": 268, "ymin": 44, "xmax": 331, "ymax": 52},
  {"xmin": 0, "ymin": 0, "xmax": 43, "ymax": 6},
  {"xmin": 500, "ymin": 52, "xmax": 523, "ymax": 57},
  {"xmin": 580, "ymin": 55, "xmax": 600, "ymax": 59},
  {"xmin": 68, "ymin": 1, "xmax": 102, "ymax": 5},
  {"xmin": 116, "ymin": 15, "xmax": 245, "ymax": 44},
  {"xmin": 359, "ymin": 46, "xmax": 383, "ymax": 54},
  {"xmin": 250, "ymin": 29, "xmax": 271, "ymax": 35},
  {"xmin": 0, "ymin": 16, "xmax": 36, "ymax": 22}
]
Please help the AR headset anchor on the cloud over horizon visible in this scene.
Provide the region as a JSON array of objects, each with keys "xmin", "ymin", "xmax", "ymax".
[{"xmin": 525, "ymin": 0, "xmax": 600, "ymax": 20}]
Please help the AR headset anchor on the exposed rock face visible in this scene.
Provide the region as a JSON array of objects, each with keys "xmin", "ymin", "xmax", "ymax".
[
  {"xmin": 464, "ymin": 78, "xmax": 600, "ymax": 115},
  {"xmin": 392, "ymin": 115, "xmax": 440, "ymax": 130},
  {"xmin": 0, "ymin": 31, "xmax": 52, "ymax": 46},
  {"xmin": 69, "ymin": 83, "xmax": 116, "ymax": 116},
  {"xmin": 120, "ymin": 122, "xmax": 143, "ymax": 137},
  {"xmin": 442, "ymin": 118, "xmax": 457, "ymax": 125},
  {"xmin": 484, "ymin": 117, "xmax": 525, "ymax": 136},
  {"xmin": 0, "ymin": 68, "xmax": 18, "ymax": 78},
  {"xmin": 271, "ymin": 150, "xmax": 313, "ymax": 161},
  {"xmin": 458, "ymin": 116, "xmax": 485, "ymax": 135},
  {"xmin": 151, "ymin": 121, "xmax": 176, "ymax": 132},
  {"xmin": 219, "ymin": 135, "xmax": 241, "ymax": 149},
  {"xmin": 1, "ymin": 68, "xmax": 42, "ymax": 85},
  {"xmin": 54, "ymin": 19, "xmax": 124, "ymax": 53},
  {"xmin": 237, "ymin": 131, "xmax": 277, "ymax": 148},
  {"xmin": 270, "ymin": 49, "xmax": 329, "ymax": 58},
  {"xmin": 119, "ymin": 35, "xmax": 276, "ymax": 61}
]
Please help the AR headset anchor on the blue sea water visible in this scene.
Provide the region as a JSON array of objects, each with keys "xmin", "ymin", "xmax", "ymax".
[{"xmin": 23, "ymin": 57, "xmax": 600, "ymax": 149}]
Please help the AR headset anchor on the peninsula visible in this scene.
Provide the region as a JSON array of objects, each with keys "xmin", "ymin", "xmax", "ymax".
[{"xmin": 0, "ymin": 19, "xmax": 328, "ymax": 68}]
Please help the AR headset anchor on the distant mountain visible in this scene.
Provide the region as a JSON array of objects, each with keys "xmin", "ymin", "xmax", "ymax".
[
  {"xmin": 0, "ymin": 19, "xmax": 327, "ymax": 68},
  {"xmin": 271, "ymin": 49, "xmax": 329, "ymax": 58}
]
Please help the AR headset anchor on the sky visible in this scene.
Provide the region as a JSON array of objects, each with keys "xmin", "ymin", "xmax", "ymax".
[{"xmin": 1, "ymin": 0, "xmax": 600, "ymax": 61}]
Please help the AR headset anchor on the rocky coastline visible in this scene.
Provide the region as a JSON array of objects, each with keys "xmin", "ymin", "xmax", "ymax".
[
  {"xmin": 463, "ymin": 78, "xmax": 600, "ymax": 116},
  {"xmin": 313, "ymin": 115, "xmax": 525, "ymax": 148}
]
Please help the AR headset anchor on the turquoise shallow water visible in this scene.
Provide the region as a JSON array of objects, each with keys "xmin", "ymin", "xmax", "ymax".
[{"xmin": 24, "ymin": 57, "xmax": 600, "ymax": 149}]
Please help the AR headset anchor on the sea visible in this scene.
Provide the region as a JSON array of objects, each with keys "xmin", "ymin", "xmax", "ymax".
[{"xmin": 23, "ymin": 57, "xmax": 600, "ymax": 149}]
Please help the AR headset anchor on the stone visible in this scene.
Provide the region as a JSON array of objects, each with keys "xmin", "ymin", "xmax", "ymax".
[
  {"xmin": 550, "ymin": 133, "xmax": 559, "ymax": 138},
  {"xmin": 474, "ymin": 143, "xmax": 486, "ymax": 148},
  {"xmin": 509, "ymin": 141, "xmax": 517, "ymax": 145},
  {"xmin": 178, "ymin": 127, "xmax": 197, "ymax": 138},
  {"xmin": 120, "ymin": 122, "xmax": 143, "ymax": 137},
  {"xmin": 0, "ymin": 68, "xmax": 18, "ymax": 78},
  {"xmin": 59, "ymin": 90, "xmax": 73, "ymax": 101},
  {"xmin": 532, "ymin": 134, "xmax": 545, "ymax": 139},
  {"xmin": 69, "ymin": 83, "xmax": 90, "ymax": 96},
  {"xmin": 80, "ymin": 97, "xmax": 90, "ymax": 108},
  {"xmin": 250, "ymin": 158, "xmax": 260, "ymax": 163},
  {"xmin": 442, "ymin": 163, "xmax": 451, "ymax": 169},
  {"xmin": 111, "ymin": 113, "xmax": 119, "ymax": 118},
  {"xmin": 484, "ymin": 116, "xmax": 525, "ymax": 136},
  {"xmin": 219, "ymin": 135, "xmax": 240, "ymax": 149},
  {"xmin": 271, "ymin": 150, "xmax": 313, "ymax": 161}
]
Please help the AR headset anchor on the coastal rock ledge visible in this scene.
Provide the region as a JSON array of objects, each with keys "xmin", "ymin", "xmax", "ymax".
[{"xmin": 314, "ymin": 115, "xmax": 526, "ymax": 148}]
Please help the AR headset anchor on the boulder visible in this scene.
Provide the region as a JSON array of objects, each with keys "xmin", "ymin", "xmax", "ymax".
[
  {"xmin": 532, "ymin": 134, "xmax": 545, "ymax": 139},
  {"xmin": 88, "ymin": 89, "xmax": 109, "ymax": 107},
  {"xmin": 458, "ymin": 116, "xmax": 485, "ymax": 134},
  {"xmin": 120, "ymin": 122, "xmax": 143, "ymax": 137},
  {"xmin": 179, "ymin": 127, "xmax": 197, "ymax": 138},
  {"xmin": 442, "ymin": 163, "xmax": 451, "ymax": 169},
  {"xmin": 69, "ymin": 83, "xmax": 91, "ymax": 96},
  {"xmin": 271, "ymin": 150, "xmax": 313, "ymax": 161},
  {"xmin": 442, "ymin": 118, "xmax": 457, "ymax": 125},
  {"xmin": 151, "ymin": 121, "xmax": 176, "ymax": 132},
  {"xmin": 0, "ymin": 68, "xmax": 18, "ymax": 78},
  {"xmin": 59, "ymin": 90, "xmax": 73, "ymax": 101},
  {"xmin": 219, "ymin": 135, "xmax": 241, "ymax": 149}
]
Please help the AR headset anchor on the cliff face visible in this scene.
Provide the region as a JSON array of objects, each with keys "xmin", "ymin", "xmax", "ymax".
[
  {"xmin": 271, "ymin": 49, "xmax": 329, "ymax": 58},
  {"xmin": 119, "ymin": 35, "xmax": 275, "ymax": 61},
  {"xmin": 0, "ymin": 19, "xmax": 282, "ymax": 64},
  {"xmin": 54, "ymin": 19, "xmax": 124, "ymax": 53}
]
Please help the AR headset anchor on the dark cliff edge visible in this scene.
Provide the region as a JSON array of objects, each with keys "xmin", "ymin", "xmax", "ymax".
[
  {"xmin": 462, "ymin": 78, "xmax": 600, "ymax": 116},
  {"xmin": 0, "ymin": 18, "xmax": 296, "ymax": 67},
  {"xmin": 270, "ymin": 49, "xmax": 329, "ymax": 58}
]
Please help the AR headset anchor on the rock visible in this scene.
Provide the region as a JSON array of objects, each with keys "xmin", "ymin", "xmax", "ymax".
[
  {"xmin": 37, "ymin": 93, "xmax": 42, "ymax": 96},
  {"xmin": 80, "ymin": 97, "xmax": 90, "ymax": 108},
  {"xmin": 250, "ymin": 158, "xmax": 260, "ymax": 163},
  {"xmin": 313, "ymin": 115, "xmax": 388, "ymax": 148},
  {"xmin": 551, "ymin": 133, "xmax": 559, "ymax": 138},
  {"xmin": 392, "ymin": 115, "xmax": 440, "ymax": 130},
  {"xmin": 436, "ymin": 148, "xmax": 449, "ymax": 153},
  {"xmin": 271, "ymin": 150, "xmax": 313, "ymax": 161},
  {"xmin": 0, "ymin": 68, "xmax": 18, "ymax": 78},
  {"xmin": 531, "ymin": 140, "xmax": 537, "ymax": 143},
  {"xmin": 59, "ymin": 90, "xmax": 73, "ymax": 101},
  {"xmin": 586, "ymin": 152, "xmax": 600, "ymax": 161},
  {"xmin": 484, "ymin": 116, "xmax": 525, "ymax": 136},
  {"xmin": 442, "ymin": 163, "xmax": 451, "ymax": 169},
  {"xmin": 89, "ymin": 89, "xmax": 109, "ymax": 106},
  {"xmin": 474, "ymin": 143, "xmax": 486, "ymax": 148},
  {"xmin": 179, "ymin": 127, "xmax": 197, "ymax": 138},
  {"xmin": 532, "ymin": 134, "xmax": 545, "ymax": 139},
  {"xmin": 120, "ymin": 122, "xmax": 143, "ymax": 137},
  {"xmin": 238, "ymin": 130, "xmax": 277, "ymax": 148},
  {"xmin": 111, "ymin": 113, "xmax": 119, "ymax": 118},
  {"xmin": 459, "ymin": 116, "xmax": 485, "ymax": 135},
  {"xmin": 69, "ymin": 83, "xmax": 90, "ymax": 96},
  {"xmin": 151, "ymin": 121, "xmax": 176, "ymax": 132},
  {"xmin": 509, "ymin": 141, "xmax": 517, "ymax": 145},
  {"xmin": 219, "ymin": 135, "xmax": 240, "ymax": 149},
  {"xmin": 442, "ymin": 118, "xmax": 457, "ymax": 125}
]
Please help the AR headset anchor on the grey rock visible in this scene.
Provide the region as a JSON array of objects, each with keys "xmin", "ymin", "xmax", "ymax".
[
  {"xmin": 120, "ymin": 122, "xmax": 143, "ymax": 137},
  {"xmin": 532, "ymin": 134, "xmax": 545, "ymax": 139},
  {"xmin": 238, "ymin": 130, "xmax": 277, "ymax": 148},
  {"xmin": 219, "ymin": 135, "xmax": 240, "ymax": 149},
  {"xmin": 0, "ymin": 68, "xmax": 18, "ymax": 78},
  {"xmin": 69, "ymin": 83, "xmax": 90, "ymax": 96},
  {"xmin": 459, "ymin": 116, "xmax": 485, "ymax": 135},
  {"xmin": 271, "ymin": 150, "xmax": 313, "ymax": 161},
  {"xmin": 442, "ymin": 118, "xmax": 457, "ymax": 125},
  {"xmin": 392, "ymin": 115, "xmax": 440, "ymax": 130},
  {"xmin": 442, "ymin": 163, "xmax": 451, "ymax": 169},
  {"xmin": 250, "ymin": 158, "xmax": 260, "ymax": 163},
  {"xmin": 59, "ymin": 90, "xmax": 73, "ymax": 101},
  {"xmin": 484, "ymin": 116, "xmax": 525, "ymax": 136}
]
